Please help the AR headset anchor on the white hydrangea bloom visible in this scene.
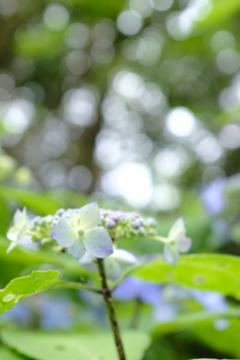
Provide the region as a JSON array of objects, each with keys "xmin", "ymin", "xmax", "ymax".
[
  {"xmin": 6, "ymin": 208, "xmax": 28, "ymax": 253},
  {"xmin": 51, "ymin": 202, "xmax": 113, "ymax": 260}
]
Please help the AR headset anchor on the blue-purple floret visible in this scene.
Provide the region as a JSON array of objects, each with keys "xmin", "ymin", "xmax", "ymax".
[{"xmin": 99, "ymin": 209, "xmax": 157, "ymax": 239}]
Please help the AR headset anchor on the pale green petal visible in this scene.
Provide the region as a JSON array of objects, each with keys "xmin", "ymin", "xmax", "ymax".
[
  {"xmin": 105, "ymin": 257, "xmax": 122, "ymax": 281},
  {"xmin": 51, "ymin": 218, "xmax": 77, "ymax": 247},
  {"xmin": 7, "ymin": 226, "xmax": 19, "ymax": 241},
  {"xmin": 68, "ymin": 240, "xmax": 85, "ymax": 259},
  {"xmin": 163, "ymin": 243, "xmax": 179, "ymax": 266},
  {"xmin": 168, "ymin": 217, "xmax": 185, "ymax": 241},
  {"xmin": 79, "ymin": 202, "xmax": 100, "ymax": 231},
  {"xmin": 83, "ymin": 226, "xmax": 113, "ymax": 258}
]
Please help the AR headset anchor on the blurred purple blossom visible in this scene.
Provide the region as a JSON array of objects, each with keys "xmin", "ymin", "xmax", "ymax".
[
  {"xmin": 201, "ymin": 177, "xmax": 226, "ymax": 215},
  {"xmin": 190, "ymin": 289, "xmax": 228, "ymax": 313},
  {"xmin": 39, "ymin": 297, "xmax": 73, "ymax": 330},
  {"xmin": 1, "ymin": 300, "xmax": 32, "ymax": 325},
  {"xmin": 113, "ymin": 276, "xmax": 162, "ymax": 306}
]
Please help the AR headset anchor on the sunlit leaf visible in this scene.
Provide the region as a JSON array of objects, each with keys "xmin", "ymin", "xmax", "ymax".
[
  {"xmin": 132, "ymin": 255, "xmax": 240, "ymax": 299},
  {"xmin": 0, "ymin": 270, "xmax": 60, "ymax": 314},
  {"xmin": 1, "ymin": 330, "xmax": 150, "ymax": 360}
]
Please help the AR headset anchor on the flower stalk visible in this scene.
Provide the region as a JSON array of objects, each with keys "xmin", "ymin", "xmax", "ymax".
[{"xmin": 97, "ymin": 258, "xmax": 126, "ymax": 360}]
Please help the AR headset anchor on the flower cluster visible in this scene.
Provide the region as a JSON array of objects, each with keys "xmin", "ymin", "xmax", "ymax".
[
  {"xmin": 6, "ymin": 202, "xmax": 191, "ymax": 268},
  {"xmin": 100, "ymin": 209, "xmax": 157, "ymax": 239}
]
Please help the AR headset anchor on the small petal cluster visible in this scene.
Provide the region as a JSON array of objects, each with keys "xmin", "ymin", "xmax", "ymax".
[
  {"xmin": 100, "ymin": 209, "xmax": 157, "ymax": 239},
  {"xmin": 163, "ymin": 217, "xmax": 191, "ymax": 266},
  {"xmin": 80, "ymin": 247, "xmax": 138, "ymax": 281},
  {"xmin": 6, "ymin": 208, "xmax": 28, "ymax": 253}
]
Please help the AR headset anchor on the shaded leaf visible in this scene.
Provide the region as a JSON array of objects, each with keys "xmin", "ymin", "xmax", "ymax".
[
  {"xmin": 153, "ymin": 308, "xmax": 240, "ymax": 338},
  {"xmin": 1, "ymin": 330, "xmax": 150, "ymax": 360},
  {"xmin": 193, "ymin": 319, "xmax": 240, "ymax": 359},
  {"xmin": 0, "ymin": 347, "xmax": 27, "ymax": 360},
  {"xmin": 0, "ymin": 186, "xmax": 61, "ymax": 215}
]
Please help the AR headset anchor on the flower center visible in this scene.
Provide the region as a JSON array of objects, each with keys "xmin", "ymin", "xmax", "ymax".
[{"xmin": 78, "ymin": 229, "xmax": 85, "ymax": 237}]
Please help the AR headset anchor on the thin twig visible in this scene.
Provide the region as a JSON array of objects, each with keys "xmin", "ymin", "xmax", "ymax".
[{"xmin": 97, "ymin": 258, "xmax": 126, "ymax": 360}]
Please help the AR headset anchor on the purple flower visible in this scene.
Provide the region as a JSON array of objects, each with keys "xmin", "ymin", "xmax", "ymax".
[
  {"xmin": 154, "ymin": 303, "xmax": 178, "ymax": 323},
  {"xmin": 106, "ymin": 219, "xmax": 116, "ymax": 228},
  {"xmin": 39, "ymin": 297, "xmax": 73, "ymax": 330},
  {"xmin": 190, "ymin": 289, "xmax": 228, "ymax": 313},
  {"xmin": 1, "ymin": 301, "xmax": 32, "ymax": 325},
  {"xmin": 200, "ymin": 178, "xmax": 226, "ymax": 215},
  {"xmin": 132, "ymin": 219, "xmax": 144, "ymax": 229},
  {"xmin": 113, "ymin": 276, "xmax": 162, "ymax": 306}
]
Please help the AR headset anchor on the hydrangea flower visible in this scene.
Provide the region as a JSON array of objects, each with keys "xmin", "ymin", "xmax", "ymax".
[
  {"xmin": 80, "ymin": 248, "xmax": 138, "ymax": 281},
  {"xmin": 163, "ymin": 218, "xmax": 191, "ymax": 266},
  {"xmin": 6, "ymin": 208, "xmax": 28, "ymax": 253},
  {"xmin": 154, "ymin": 218, "xmax": 191, "ymax": 266},
  {"xmin": 50, "ymin": 202, "xmax": 113, "ymax": 260}
]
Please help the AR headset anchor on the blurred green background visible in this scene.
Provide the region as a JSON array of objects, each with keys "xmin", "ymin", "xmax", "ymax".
[{"xmin": 1, "ymin": 0, "xmax": 240, "ymax": 359}]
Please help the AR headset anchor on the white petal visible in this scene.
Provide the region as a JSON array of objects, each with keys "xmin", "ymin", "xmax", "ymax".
[
  {"xmin": 70, "ymin": 211, "xmax": 80, "ymax": 228},
  {"xmin": 83, "ymin": 227, "xmax": 113, "ymax": 258},
  {"xmin": 68, "ymin": 240, "xmax": 85, "ymax": 259},
  {"xmin": 13, "ymin": 209, "xmax": 23, "ymax": 226},
  {"xmin": 163, "ymin": 243, "xmax": 179, "ymax": 266},
  {"xmin": 177, "ymin": 236, "xmax": 191, "ymax": 253},
  {"xmin": 168, "ymin": 217, "xmax": 185, "ymax": 241},
  {"xmin": 50, "ymin": 218, "xmax": 77, "ymax": 247},
  {"xmin": 7, "ymin": 226, "xmax": 19, "ymax": 241},
  {"xmin": 80, "ymin": 252, "xmax": 98, "ymax": 273},
  {"xmin": 79, "ymin": 202, "xmax": 100, "ymax": 231},
  {"xmin": 113, "ymin": 249, "xmax": 138, "ymax": 267}
]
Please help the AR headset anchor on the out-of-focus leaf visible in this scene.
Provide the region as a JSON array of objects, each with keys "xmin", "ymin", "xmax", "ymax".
[
  {"xmin": 0, "ymin": 270, "xmax": 60, "ymax": 314},
  {"xmin": 153, "ymin": 308, "xmax": 240, "ymax": 338},
  {"xmin": 0, "ymin": 236, "xmax": 88, "ymax": 276},
  {"xmin": 196, "ymin": 0, "xmax": 240, "ymax": 29},
  {"xmin": 131, "ymin": 255, "xmax": 240, "ymax": 299},
  {"xmin": 193, "ymin": 319, "xmax": 240, "ymax": 358},
  {"xmin": 15, "ymin": 27, "xmax": 63, "ymax": 58},
  {"xmin": 71, "ymin": 0, "xmax": 125, "ymax": 18},
  {"xmin": 1, "ymin": 330, "xmax": 150, "ymax": 360},
  {"xmin": 0, "ymin": 347, "xmax": 28, "ymax": 360},
  {"xmin": 0, "ymin": 186, "xmax": 61, "ymax": 215},
  {"xmin": 0, "ymin": 196, "xmax": 10, "ymax": 235}
]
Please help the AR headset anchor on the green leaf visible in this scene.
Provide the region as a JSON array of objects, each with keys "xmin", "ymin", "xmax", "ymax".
[
  {"xmin": 193, "ymin": 319, "xmax": 240, "ymax": 358},
  {"xmin": 0, "ymin": 186, "xmax": 61, "ymax": 215},
  {"xmin": 1, "ymin": 330, "xmax": 150, "ymax": 360},
  {"xmin": 132, "ymin": 254, "xmax": 240, "ymax": 299},
  {"xmin": 0, "ymin": 236, "xmax": 88, "ymax": 276},
  {"xmin": 0, "ymin": 270, "xmax": 60, "ymax": 314},
  {"xmin": 0, "ymin": 347, "xmax": 26, "ymax": 360},
  {"xmin": 153, "ymin": 308, "xmax": 240, "ymax": 338}
]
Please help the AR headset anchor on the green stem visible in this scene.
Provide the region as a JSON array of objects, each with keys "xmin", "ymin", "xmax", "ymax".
[
  {"xmin": 97, "ymin": 258, "xmax": 126, "ymax": 360},
  {"xmin": 130, "ymin": 298, "xmax": 142, "ymax": 329}
]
